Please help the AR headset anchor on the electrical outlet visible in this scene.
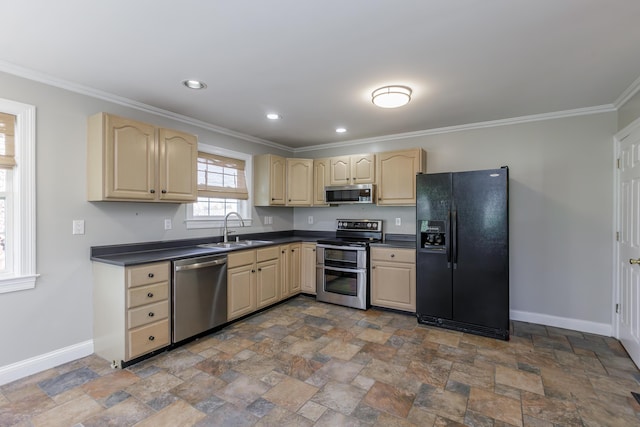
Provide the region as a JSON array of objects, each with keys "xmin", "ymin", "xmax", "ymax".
[
  {"xmin": 308, "ymin": 216, "xmax": 314, "ymax": 224},
  {"xmin": 72, "ymin": 219, "xmax": 85, "ymax": 235},
  {"xmin": 164, "ymin": 219, "xmax": 172, "ymax": 230},
  {"xmin": 395, "ymin": 218, "xmax": 401, "ymax": 226}
]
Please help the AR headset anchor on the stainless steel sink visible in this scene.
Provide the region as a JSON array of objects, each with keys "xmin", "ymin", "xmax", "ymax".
[{"xmin": 198, "ymin": 240, "xmax": 273, "ymax": 250}]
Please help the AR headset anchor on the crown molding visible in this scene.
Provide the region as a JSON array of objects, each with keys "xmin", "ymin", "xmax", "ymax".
[
  {"xmin": 293, "ymin": 104, "xmax": 617, "ymax": 153},
  {"xmin": 614, "ymin": 74, "xmax": 640, "ymax": 109},
  {"xmin": 0, "ymin": 60, "xmax": 293, "ymax": 153}
]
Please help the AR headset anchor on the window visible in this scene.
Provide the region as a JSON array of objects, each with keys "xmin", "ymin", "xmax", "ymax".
[
  {"xmin": 186, "ymin": 145, "xmax": 252, "ymax": 229},
  {"xmin": 0, "ymin": 99, "xmax": 36, "ymax": 293}
]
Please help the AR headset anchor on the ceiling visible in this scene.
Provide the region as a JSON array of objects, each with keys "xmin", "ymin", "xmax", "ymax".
[{"xmin": 2, "ymin": 1, "xmax": 640, "ymax": 150}]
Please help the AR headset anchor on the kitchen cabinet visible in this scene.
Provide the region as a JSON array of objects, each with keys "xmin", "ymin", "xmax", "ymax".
[
  {"xmin": 376, "ymin": 148, "xmax": 426, "ymax": 206},
  {"xmin": 370, "ymin": 247, "xmax": 416, "ymax": 312},
  {"xmin": 329, "ymin": 154, "xmax": 376, "ymax": 185},
  {"xmin": 228, "ymin": 247, "xmax": 282, "ymax": 320},
  {"xmin": 254, "ymin": 154, "xmax": 286, "ymax": 206},
  {"xmin": 286, "ymin": 158, "xmax": 313, "ymax": 206},
  {"xmin": 300, "ymin": 243, "xmax": 317, "ymax": 294},
  {"xmin": 93, "ymin": 261, "xmax": 171, "ymax": 367},
  {"xmin": 87, "ymin": 113, "xmax": 197, "ymax": 202},
  {"xmin": 280, "ymin": 243, "xmax": 301, "ymax": 298},
  {"xmin": 313, "ymin": 158, "xmax": 330, "ymax": 206}
]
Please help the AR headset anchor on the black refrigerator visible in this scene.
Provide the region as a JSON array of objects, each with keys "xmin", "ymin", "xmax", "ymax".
[{"xmin": 416, "ymin": 168, "xmax": 509, "ymax": 340}]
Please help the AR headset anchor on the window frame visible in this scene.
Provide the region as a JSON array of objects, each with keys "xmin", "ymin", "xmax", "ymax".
[
  {"xmin": 185, "ymin": 144, "xmax": 253, "ymax": 229},
  {"xmin": 0, "ymin": 99, "xmax": 37, "ymax": 294}
]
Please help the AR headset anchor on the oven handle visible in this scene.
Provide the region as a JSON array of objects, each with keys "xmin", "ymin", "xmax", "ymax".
[
  {"xmin": 321, "ymin": 265, "xmax": 366, "ymax": 274},
  {"xmin": 317, "ymin": 244, "xmax": 367, "ymax": 251}
]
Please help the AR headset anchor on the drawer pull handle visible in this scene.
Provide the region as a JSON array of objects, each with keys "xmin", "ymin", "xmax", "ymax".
[
  {"xmin": 148, "ymin": 335, "xmax": 155, "ymax": 341},
  {"xmin": 147, "ymin": 292, "xmax": 154, "ymax": 298},
  {"xmin": 148, "ymin": 273, "xmax": 154, "ymax": 278},
  {"xmin": 148, "ymin": 312, "xmax": 154, "ymax": 317}
]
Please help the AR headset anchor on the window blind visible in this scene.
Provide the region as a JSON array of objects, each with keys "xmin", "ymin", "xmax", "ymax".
[
  {"xmin": 197, "ymin": 152, "xmax": 248, "ymax": 200},
  {"xmin": 0, "ymin": 113, "xmax": 16, "ymax": 168}
]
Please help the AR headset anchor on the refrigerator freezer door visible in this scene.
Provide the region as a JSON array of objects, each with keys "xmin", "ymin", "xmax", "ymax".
[{"xmin": 451, "ymin": 169, "xmax": 509, "ymax": 331}]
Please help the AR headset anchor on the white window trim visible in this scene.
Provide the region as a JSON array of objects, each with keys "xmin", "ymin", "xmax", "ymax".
[
  {"xmin": 185, "ymin": 144, "xmax": 253, "ymax": 230},
  {"xmin": 0, "ymin": 99, "xmax": 37, "ymax": 294}
]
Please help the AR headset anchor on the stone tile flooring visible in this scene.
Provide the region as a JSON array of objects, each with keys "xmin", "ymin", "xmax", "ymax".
[{"xmin": 2, "ymin": 295, "xmax": 640, "ymax": 426}]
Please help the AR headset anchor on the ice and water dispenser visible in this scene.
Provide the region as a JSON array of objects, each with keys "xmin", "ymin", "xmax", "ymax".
[{"xmin": 419, "ymin": 220, "xmax": 446, "ymax": 250}]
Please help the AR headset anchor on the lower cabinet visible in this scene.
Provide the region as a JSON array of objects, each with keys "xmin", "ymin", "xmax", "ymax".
[
  {"xmin": 279, "ymin": 243, "xmax": 301, "ymax": 298},
  {"xmin": 93, "ymin": 261, "xmax": 171, "ymax": 367},
  {"xmin": 228, "ymin": 246, "xmax": 283, "ymax": 321},
  {"xmin": 301, "ymin": 243, "xmax": 317, "ymax": 294},
  {"xmin": 370, "ymin": 247, "xmax": 416, "ymax": 312}
]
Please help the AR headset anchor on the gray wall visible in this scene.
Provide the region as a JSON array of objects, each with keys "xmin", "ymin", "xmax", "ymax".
[
  {"xmin": 619, "ymin": 90, "xmax": 640, "ymax": 131},
  {"xmin": 0, "ymin": 69, "xmax": 621, "ymax": 371},
  {"xmin": 294, "ymin": 113, "xmax": 617, "ymax": 327}
]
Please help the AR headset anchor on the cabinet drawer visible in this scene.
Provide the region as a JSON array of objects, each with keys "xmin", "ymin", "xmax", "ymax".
[
  {"xmin": 128, "ymin": 300, "xmax": 169, "ymax": 329},
  {"xmin": 126, "ymin": 262, "xmax": 169, "ymax": 288},
  {"xmin": 371, "ymin": 247, "xmax": 415, "ymax": 263},
  {"xmin": 228, "ymin": 250, "xmax": 255, "ymax": 268},
  {"xmin": 257, "ymin": 246, "xmax": 279, "ymax": 262},
  {"xmin": 128, "ymin": 282, "xmax": 169, "ymax": 309},
  {"xmin": 127, "ymin": 319, "xmax": 169, "ymax": 360}
]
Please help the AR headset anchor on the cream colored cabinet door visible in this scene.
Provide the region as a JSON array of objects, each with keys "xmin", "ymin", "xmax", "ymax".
[
  {"xmin": 300, "ymin": 243, "xmax": 317, "ymax": 294},
  {"xmin": 101, "ymin": 114, "xmax": 156, "ymax": 201},
  {"xmin": 286, "ymin": 158, "xmax": 313, "ymax": 206},
  {"xmin": 376, "ymin": 148, "xmax": 426, "ymax": 206},
  {"xmin": 254, "ymin": 154, "xmax": 286, "ymax": 206},
  {"xmin": 157, "ymin": 128, "xmax": 197, "ymax": 202},
  {"xmin": 279, "ymin": 244, "xmax": 291, "ymax": 298},
  {"xmin": 313, "ymin": 158, "xmax": 329, "ymax": 206},
  {"xmin": 289, "ymin": 243, "xmax": 302, "ymax": 294},
  {"xmin": 227, "ymin": 263, "xmax": 256, "ymax": 320},
  {"xmin": 370, "ymin": 248, "xmax": 416, "ymax": 312},
  {"xmin": 351, "ymin": 154, "xmax": 375, "ymax": 184},
  {"xmin": 256, "ymin": 257, "xmax": 280, "ymax": 309},
  {"xmin": 329, "ymin": 156, "xmax": 351, "ymax": 185}
]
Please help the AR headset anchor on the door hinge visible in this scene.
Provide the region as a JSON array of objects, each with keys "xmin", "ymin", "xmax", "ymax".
[
  {"xmin": 616, "ymin": 231, "xmax": 620, "ymax": 241},
  {"xmin": 617, "ymin": 158, "xmax": 621, "ymax": 169},
  {"xmin": 616, "ymin": 303, "xmax": 620, "ymax": 314}
]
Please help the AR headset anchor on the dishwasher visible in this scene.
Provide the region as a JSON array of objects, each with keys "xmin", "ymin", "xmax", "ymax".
[{"xmin": 172, "ymin": 254, "xmax": 228, "ymax": 343}]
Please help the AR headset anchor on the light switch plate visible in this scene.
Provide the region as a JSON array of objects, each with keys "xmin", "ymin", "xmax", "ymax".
[
  {"xmin": 395, "ymin": 218, "xmax": 401, "ymax": 226},
  {"xmin": 308, "ymin": 216, "xmax": 314, "ymax": 224}
]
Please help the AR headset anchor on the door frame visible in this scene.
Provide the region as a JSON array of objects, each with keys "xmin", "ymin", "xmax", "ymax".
[{"xmin": 613, "ymin": 117, "xmax": 640, "ymax": 340}]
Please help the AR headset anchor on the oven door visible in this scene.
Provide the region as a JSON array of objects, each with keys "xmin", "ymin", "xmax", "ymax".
[{"xmin": 316, "ymin": 265, "xmax": 367, "ymax": 310}]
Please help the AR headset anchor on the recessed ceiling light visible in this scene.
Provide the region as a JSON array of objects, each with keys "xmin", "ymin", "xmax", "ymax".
[
  {"xmin": 336, "ymin": 127, "xmax": 347, "ymax": 133},
  {"xmin": 372, "ymin": 85, "xmax": 412, "ymax": 108},
  {"xmin": 266, "ymin": 113, "xmax": 280, "ymax": 120},
  {"xmin": 182, "ymin": 79, "xmax": 207, "ymax": 90}
]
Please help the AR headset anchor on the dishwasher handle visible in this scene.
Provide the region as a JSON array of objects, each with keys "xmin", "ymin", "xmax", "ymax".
[{"xmin": 174, "ymin": 257, "xmax": 227, "ymax": 272}]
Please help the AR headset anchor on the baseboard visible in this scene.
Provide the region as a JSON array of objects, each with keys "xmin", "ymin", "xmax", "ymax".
[
  {"xmin": 0, "ymin": 340, "xmax": 94, "ymax": 386},
  {"xmin": 510, "ymin": 309, "xmax": 612, "ymax": 337}
]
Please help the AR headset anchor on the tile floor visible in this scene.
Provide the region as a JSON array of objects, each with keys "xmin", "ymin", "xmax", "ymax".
[{"xmin": 2, "ymin": 295, "xmax": 640, "ymax": 426}]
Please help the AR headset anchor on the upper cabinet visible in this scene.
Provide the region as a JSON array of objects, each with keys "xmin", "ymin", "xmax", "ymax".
[
  {"xmin": 87, "ymin": 113, "xmax": 197, "ymax": 203},
  {"xmin": 313, "ymin": 158, "xmax": 330, "ymax": 206},
  {"xmin": 329, "ymin": 154, "xmax": 375, "ymax": 185},
  {"xmin": 376, "ymin": 148, "xmax": 426, "ymax": 206},
  {"xmin": 254, "ymin": 154, "xmax": 286, "ymax": 206},
  {"xmin": 286, "ymin": 158, "xmax": 313, "ymax": 206}
]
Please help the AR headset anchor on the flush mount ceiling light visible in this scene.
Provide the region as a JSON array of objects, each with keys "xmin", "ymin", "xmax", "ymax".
[
  {"xmin": 266, "ymin": 113, "xmax": 280, "ymax": 120},
  {"xmin": 371, "ymin": 85, "xmax": 412, "ymax": 108},
  {"xmin": 335, "ymin": 127, "xmax": 347, "ymax": 133},
  {"xmin": 182, "ymin": 79, "xmax": 207, "ymax": 90}
]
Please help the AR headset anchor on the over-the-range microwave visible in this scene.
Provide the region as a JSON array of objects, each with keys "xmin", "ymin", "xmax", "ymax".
[{"xmin": 324, "ymin": 184, "xmax": 375, "ymax": 204}]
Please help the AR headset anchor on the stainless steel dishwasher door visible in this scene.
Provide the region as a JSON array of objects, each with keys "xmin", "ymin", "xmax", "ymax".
[{"xmin": 172, "ymin": 254, "xmax": 228, "ymax": 343}]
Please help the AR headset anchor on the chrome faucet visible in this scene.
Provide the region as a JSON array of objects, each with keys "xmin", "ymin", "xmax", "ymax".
[{"xmin": 223, "ymin": 212, "xmax": 245, "ymax": 242}]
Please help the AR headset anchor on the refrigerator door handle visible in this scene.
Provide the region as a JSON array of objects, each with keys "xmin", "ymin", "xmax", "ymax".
[
  {"xmin": 446, "ymin": 210, "xmax": 452, "ymax": 268},
  {"xmin": 452, "ymin": 210, "xmax": 458, "ymax": 268}
]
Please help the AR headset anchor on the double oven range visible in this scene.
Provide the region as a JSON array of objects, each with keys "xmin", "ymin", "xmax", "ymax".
[{"xmin": 316, "ymin": 219, "xmax": 382, "ymax": 310}]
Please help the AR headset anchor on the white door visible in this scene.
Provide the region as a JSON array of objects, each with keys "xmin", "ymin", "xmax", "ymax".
[{"xmin": 618, "ymin": 123, "xmax": 640, "ymax": 368}]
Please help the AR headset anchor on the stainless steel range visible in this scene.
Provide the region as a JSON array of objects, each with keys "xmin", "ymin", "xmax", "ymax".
[{"xmin": 316, "ymin": 219, "xmax": 383, "ymax": 310}]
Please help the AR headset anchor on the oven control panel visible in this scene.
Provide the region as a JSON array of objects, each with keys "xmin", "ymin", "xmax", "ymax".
[{"xmin": 337, "ymin": 219, "xmax": 382, "ymax": 231}]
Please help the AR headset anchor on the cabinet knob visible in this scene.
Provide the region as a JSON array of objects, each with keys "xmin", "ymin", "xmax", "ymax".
[
  {"xmin": 147, "ymin": 292, "xmax": 154, "ymax": 298},
  {"xmin": 148, "ymin": 273, "xmax": 154, "ymax": 278},
  {"xmin": 312, "ymin": 249, "xmax": 316, "ymax": 252},
  {"xmin": 390, "ymin": 254, "xmax": 395, "ymax": 258},
  {"xmin": 148, "ymin": 335, "xmax": 155, "ymax": 341},
  {"xmin": 288, "ymin": 199, "xmax": 292, "ymax": 202},
  {"xmin": 291, "ymin": 249, "xmax": 295, "ymax": 252},
  {"xmin": 282, "ymin": 250, "xmax": 285, "ymax": 254},
  {"xmin": 372, "ymin": 266, "xmax": 376, "ymax": 269},
  {"xmin": 150, "ymin": 189, "xmax": 156, "ymax": 194},
  {"xmin": 148, "ymin": 312, "xmax": 154, "ymax": 317},
  {"xmin": 258, "ymin": 268, "xmax": 262, "ymax": 272},
  {"xmin": 251, "ymin": 269, "xmax": 256, "ymax": 273},
  {"xmin": 161, "ymin": 190, "xmax": 167, "ymax": 194},
  {"xmin": 271, "ymin": 198, "xmax": 275, "ymax": 201}
]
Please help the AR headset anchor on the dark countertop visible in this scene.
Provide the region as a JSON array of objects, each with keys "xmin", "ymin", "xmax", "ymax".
[
  {"xmin": 91, "ymin": 231, "xmax": 333, "ymax": 266},
  {"xmin": 371, "ymin": 233, "xmax": 417, "ymax": 249}
]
